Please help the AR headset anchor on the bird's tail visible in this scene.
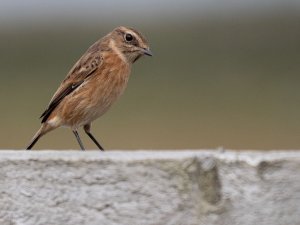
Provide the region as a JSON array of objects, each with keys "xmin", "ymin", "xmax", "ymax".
[{"xmin": 26, "ymin": 124, "xmax": 53, "ymax": 150}]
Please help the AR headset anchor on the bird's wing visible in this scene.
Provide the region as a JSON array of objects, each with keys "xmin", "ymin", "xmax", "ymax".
[{"xmin": 40, "ymin": 43, "xmax": 102, "ymax": 123}]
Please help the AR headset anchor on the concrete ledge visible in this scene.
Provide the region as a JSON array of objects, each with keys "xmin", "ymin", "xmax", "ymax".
[{"xmin": 0, "ymin": 150, "xmax": 299, "ymax": 225}]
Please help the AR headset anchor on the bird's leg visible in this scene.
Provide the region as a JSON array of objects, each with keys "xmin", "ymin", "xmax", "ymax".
[
  {"xmin": 72, "ymin": 130, "xmax": 85, "ymax": 151},
  {"xmin": 84, "ymin": 124, "xmax": 104, "ymax": 151}
]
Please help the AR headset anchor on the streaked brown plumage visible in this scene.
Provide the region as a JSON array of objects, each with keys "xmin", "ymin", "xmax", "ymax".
[{"xmin": 26, "ymin": 26, "xmax": 152, "ymax": 150}]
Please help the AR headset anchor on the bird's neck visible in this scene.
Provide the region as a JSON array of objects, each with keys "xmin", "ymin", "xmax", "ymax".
[{"xmin": 108, "ymin": 39, "xmax": 128, "ymax": 64}]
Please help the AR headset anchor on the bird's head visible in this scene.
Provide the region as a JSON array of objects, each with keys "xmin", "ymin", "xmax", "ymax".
[{"xmin": 109, "ymin": 26, "xmax": 152, "ymax": 63}]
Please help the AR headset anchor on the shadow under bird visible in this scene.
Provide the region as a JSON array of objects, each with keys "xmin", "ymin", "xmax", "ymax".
[{"xmin": 26, "ymin": 26, "xmax": 152, "ymax": 150}]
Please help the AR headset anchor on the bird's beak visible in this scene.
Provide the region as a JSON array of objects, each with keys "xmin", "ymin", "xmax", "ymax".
[{"xmin": 142, "ymin": 48, "xmax": 153, "ymax": 56}]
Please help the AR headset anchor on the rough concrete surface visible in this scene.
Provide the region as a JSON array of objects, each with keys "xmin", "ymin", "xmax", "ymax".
[{"xmin": 0, "ymin": 150, "xmax": 299, "ymax": 225}]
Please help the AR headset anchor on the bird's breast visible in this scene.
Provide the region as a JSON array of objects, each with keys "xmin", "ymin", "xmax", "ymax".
[
  {"xmin": 59, "ymin": 52, "xmax": 131, "ymax": 128},
  {"xmin": 93, "ymin": 60, "xmax": 130, "ymax": 108},
  {"xmin": 82, "ymin": 55, "xmax": 131, "ymax": 120}
]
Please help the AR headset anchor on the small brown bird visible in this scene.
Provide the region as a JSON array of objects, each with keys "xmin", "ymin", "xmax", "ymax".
[{"xmin": 26, "ymin": 26, "xmax": 152, "ymax": 150}]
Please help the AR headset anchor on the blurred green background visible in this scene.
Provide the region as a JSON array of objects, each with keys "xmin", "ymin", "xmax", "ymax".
[{"xmin": 1, "ymin": 1, "xmax": 300, "ymax": 150}]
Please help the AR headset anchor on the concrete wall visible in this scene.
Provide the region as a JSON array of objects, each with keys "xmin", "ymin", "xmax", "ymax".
[{"xmin": 0, "ymin": 150, "xmax": 299, "ymax": 225}]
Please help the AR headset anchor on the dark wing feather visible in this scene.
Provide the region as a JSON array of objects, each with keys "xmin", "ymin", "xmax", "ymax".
[
  {"xmin": 40, "ymin": 81, "xmax": 84, "ymax": 123},
  {"xmin": 40, "ymin": 42, "xmax": 102, "ymax": 123}
]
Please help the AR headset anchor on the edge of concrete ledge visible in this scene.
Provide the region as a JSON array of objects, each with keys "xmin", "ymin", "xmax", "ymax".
[{"xmin": 0, "ymin": 150, "xmax": 299, "ymax": 165}]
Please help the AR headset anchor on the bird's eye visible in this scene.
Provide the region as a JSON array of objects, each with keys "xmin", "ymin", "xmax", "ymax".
[{"xmin": 125, "ymin": 33, "xmax": 133, "ymax": 42}]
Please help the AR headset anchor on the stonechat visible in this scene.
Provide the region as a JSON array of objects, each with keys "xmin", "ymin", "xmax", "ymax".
[{"xmin": 26, "ymin": 26, "xmax": 152, "ymax": 150}]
